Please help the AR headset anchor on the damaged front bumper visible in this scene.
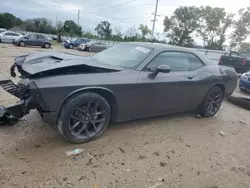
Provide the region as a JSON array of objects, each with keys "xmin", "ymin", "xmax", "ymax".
[{"xmin": 0, "ymin": 80, "xmax": 35, "ymax": 125}]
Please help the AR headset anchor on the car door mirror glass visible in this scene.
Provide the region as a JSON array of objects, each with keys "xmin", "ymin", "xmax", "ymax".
[{"xmin": 157, "ymin": 64, "xmax": 171, "ymax": 73}]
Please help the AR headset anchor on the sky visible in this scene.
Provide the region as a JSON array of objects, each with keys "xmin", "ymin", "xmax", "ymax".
[{"xmin": 0, "ymin": 0, "xmax": 249, "ymax": 43}]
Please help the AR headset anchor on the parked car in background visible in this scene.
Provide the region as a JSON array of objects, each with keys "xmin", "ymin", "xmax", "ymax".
[
  {"xmin": 0, "ymin": 31, "xmax": 22, "ymax": 43},
  {"xmin": 78, "ymin": 41, "xmax": 110, "ymax": 52},
  {"xmin": 0, "ymin": 28, "xmax": 7, "ymax": 33},
  {"xmin": 14, "ymin": 34, "xmax": 51, "ymax": 48},
  {"xmin": 0, "ymin": 43, "xmax": 238, "ymax": 143},
  {"xmin": 219, "ymin": 51, "xmax": 250, "ymax": 73},
  {"xmin": 63, "ymin": 38, "xmax": 91, "ymax": 49},
  {"xmin": 239, "ymin": 71, "xmax": 250, "ymax": 93}
]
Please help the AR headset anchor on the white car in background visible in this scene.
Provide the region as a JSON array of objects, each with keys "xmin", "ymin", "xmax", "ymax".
[
  {"xmin": 0, "ymin": 28, "xmax": 7, "ymax": 33},
  {"xmin": 0, "ymin": 31, "xmax": 22, "ymax": 43}
]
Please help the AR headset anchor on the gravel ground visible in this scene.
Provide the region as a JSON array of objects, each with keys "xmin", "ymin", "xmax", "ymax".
[{"xmin": 0, "ymin": 43, "xmax": 250, "ymax": 188}]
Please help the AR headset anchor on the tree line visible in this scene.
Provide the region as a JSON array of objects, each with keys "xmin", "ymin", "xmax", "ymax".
[
  {"xmin": 163, "ymin": 6, "xmax": 250, "ymax": 50},
  {"xmin": 1, "ymin": 6, "xmax": 250, "ymax": 51}
]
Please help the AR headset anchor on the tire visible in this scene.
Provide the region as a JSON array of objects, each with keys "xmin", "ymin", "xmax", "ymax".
[
  {"xmin": 58, "ymin": 92, "xmax": 111, "ymax": 144},
  {"xmin": 19, "ymin": 41, "xmax": 26, "ymax": 47},
  {"xmin": 69, "ymin": 44, "xmax": 73, "ymax": 49},
  {"xmin": 44, "ymin": 43, "xmax": 50, "ymax": 49},
  {"xmin": 197, "ymin": 86, "xmax": 224, "ymax": 117}
]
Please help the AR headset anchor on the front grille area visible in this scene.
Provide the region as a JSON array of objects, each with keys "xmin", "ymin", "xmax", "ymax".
[{"xmin": 0, "ymin": 80, "xmax": 20, "ymax": 98}]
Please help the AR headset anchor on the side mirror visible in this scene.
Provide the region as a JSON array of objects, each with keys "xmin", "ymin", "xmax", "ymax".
[
  {"xmin": 24, "ymin": 36, "xmax": 29, "ymax": 39},
  {"xmin": 156, "ymin": 64, "xmax": 171, "ymax": 73},
  {"xmin": 148, "ymin": 64, "xmax": 171, "ymax": 79}
]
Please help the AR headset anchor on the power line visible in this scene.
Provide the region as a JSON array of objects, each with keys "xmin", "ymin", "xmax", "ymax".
[{"xmin": 98, "ymin": 0, "xmax": 137, "ymax": 12}]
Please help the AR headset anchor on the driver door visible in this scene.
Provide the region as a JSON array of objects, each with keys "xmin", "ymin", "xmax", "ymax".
[
  {"xmin": 26, "ymin": 34, "xmax": 37, "ymax": 45},
  {"xmin": 136, "ymin": 51, "xmax": 196, "ymax": 118}
]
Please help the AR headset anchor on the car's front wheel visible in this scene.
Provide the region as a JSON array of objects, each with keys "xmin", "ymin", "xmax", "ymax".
[
  {"xmin": 44, "ymin": 43, "xmax": 50, "ymax": 49},
  {"xmin": 69, "ymin": 44, "xmax": 73, "ymax": 49},
  {"xmin": 198, "ymin": 86, "xmax": 224, "ymax": 117},
  {"xmin": 58, "ymin": 92, "xmax": 111, "ymax": 143},
  {"xmin": 19, "ymin": 41, "xmax": 26, "ymax": 47}
]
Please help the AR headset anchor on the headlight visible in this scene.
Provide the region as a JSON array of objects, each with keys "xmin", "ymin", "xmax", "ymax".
[{"xmin": 241, "ymin": 74, "xmax": 247, "ymax": 80}]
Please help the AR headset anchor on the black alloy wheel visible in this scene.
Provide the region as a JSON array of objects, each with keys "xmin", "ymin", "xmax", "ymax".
[
  {"xmin": 69, "ymin": 101, "xmax": 106, "ymax": 139},
  {"xmin": 58, "ymin": 92, "xmax": 110, "ymax": 143},
  {"xmin": 198, "ymin": 86, "xmax": 223, "ymax": 117}
]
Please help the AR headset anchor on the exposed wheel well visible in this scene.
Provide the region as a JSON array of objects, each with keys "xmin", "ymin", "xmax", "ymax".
[{"xmin": 58, "ymin": 88, "xmax": 118, "ymax": 123}]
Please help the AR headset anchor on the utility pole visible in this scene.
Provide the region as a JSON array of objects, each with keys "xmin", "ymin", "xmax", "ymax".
[
  {"xmin": 77, "ymin": 9, "xmax": 80, "ymax": 26},
  {"xmin": 151, "ymin": 0, "xmax": 159, "ymax": 39},
  {"xmin": 56, "ymin": 16, "xmax": 58, "ymax": 27}
]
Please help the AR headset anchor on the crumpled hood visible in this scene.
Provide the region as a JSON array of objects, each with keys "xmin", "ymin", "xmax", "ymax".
[{"xmin": 11, "ymin": 52, "xmax": 122, "ymax": 77}]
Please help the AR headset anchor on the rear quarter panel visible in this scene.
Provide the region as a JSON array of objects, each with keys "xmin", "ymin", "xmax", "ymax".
[{"xmin": 193, "ymin": 65, "xmax": 237, "ymax": 104}]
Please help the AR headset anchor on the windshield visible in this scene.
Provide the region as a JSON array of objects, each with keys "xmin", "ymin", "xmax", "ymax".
[
  {"xmin": 93, "ymin": 44, "xmax": 153, "ymax": 68},
  {"xmin": 240, "ymin": 53, "xmax": 250, "ymax": 58}
]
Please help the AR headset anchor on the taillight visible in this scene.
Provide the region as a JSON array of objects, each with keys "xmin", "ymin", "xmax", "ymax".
[{"xmin": 241, "ymin": 59, "xmax": 246, "ymax": 65}]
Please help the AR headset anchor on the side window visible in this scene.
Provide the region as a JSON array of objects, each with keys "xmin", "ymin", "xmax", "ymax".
[
  {"xmin": 146, "ymin": 51, "xmax": 190, "ymax": 71},
  {"xmin": 5, "ymin": 33, "xmax": 19, "ymax": 36},
  {"xmin": 38, "ymin": 35, "xmax": 45, "ymax": 39},
  {"xmin": 28, "ymin": 34, "xmax": 36, "ymax": 39},
  {"xmin": 4, "ymin": 32, "xmax": 13, "ymax": 36},
  {"xmin": 187, "ymin": 53, "xmax": 204, "ymax": 70},
  {"xmin": 81, "ymin": 39, "xmax": 86, "ymax": 43}
]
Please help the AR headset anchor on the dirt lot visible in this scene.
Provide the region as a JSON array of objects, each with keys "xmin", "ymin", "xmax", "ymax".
[{"xmin": 0, "ymin": 43, "xmax": 250, "ymax": 188}]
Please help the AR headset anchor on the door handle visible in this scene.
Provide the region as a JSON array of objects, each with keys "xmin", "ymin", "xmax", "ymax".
[{"xmin": 187, "ymin": 76, "xmax": 193, "ymax": 79}]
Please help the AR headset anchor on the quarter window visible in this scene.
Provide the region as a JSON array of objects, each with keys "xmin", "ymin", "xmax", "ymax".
[{"xmin": 187, "ymin": 53, "xmax": 204, "ymax": 70}]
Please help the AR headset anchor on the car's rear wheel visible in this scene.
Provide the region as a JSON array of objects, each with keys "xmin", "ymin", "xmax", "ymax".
[
  {"xmin": 198, "ymin": 86, "xmax": 224, "ymax": 117},
  {"xmin": 58, "ymin": 92, "xmax": 111, "ymax": 143},
  {"xmin": 44, "ymin": 43, "xmax": 50, "ymax": 49},
  {"xmin": 19, "ymin": 41, "xmax": 26, "ymax": 47},
  {"xmin": 69, "ymin": 44, "xmax": 73, "ymax": 49}
]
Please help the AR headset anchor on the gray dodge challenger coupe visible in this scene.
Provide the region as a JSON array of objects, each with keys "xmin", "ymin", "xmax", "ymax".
[{"xmin": 0, "ymin": 42, "xmax": 238, "ymax": 143}]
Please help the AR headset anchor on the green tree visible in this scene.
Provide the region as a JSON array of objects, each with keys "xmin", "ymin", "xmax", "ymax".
[
  {"xmin": 21, "ymin": 18, "xmax": 57, "ymax": 34},
  {"xmin": 230, "ymin": 7, "xmax": 250, "ymax": 49},
  {"xmin": 163, "ymin": 6, "xmax": 200, "ymax": 46},
  {"xmin": 63, "ymin": 20, "xmax": 82, "ymax": 36},
  {"xmin": 138, "ymin": 24, "xmax": 151, "ymax": 40},
  {"xmin": 238, "ymin": 42, "xmax": 250, "ymax": 52},
  {"xmin": 0, "ymin": 13, "xmax": 23, "ymax": 29},
  {"xmin": 82, "ymin": 31, "xmax": 97, "ymax": 39},
  {"xmin": 197, "ymin": 6, "xmax": 233, "ymax": 50},
  {"xmin": 95, "ymin": 21, "xmax": 112, "ymax": 39},
  {"xmin": 113, "ymin": 26, "xmax": 123, "ymax": 41},
  {"xmin": 56, "ymin": 21, "xmax": 64, "ymax": 33}
]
